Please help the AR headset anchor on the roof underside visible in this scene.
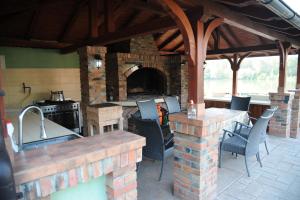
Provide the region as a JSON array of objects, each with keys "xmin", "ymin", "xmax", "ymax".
[{"xmin": 0, "ymin": 0, "xmax": 300, "ymax": 58}]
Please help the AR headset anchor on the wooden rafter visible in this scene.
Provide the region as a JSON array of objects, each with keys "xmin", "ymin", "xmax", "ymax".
[
  {"xmin": 131, "ymin": 0, "xmax": 166, "ymax": 16},
  {"xmin": 57, "ymin": 0, "xmax": 87, "ymax": 42},
  {"xmin": 160, "ymin": 0, "xmax": 197, "ymax": 66},
  {"xmin": 61, "ymin": 15, "xmax": 177, "ymax": 53},
  {"xmin": 0, "ymin": 37, "xmax": 69, "ymax": 49},
  {"xmin": 0, "ymin": 0, "xmax": 63, "ymax": 17},
  {"xmin": 155, "ymin": 29, "xmax": 178, "ymax": 46},
  {"xmin": 118, "ymin": 9, "xmax": 140, "ymax": 29},
  {"xmin": 170, "ymin": 41, "xmax": 184, "ymax": 52},
  {"xmin": 218, "ymin": 26, "xmax": 235, "ymax": 47},
  {"xmin": 179, "ymin": 0, "xmax": 300, "ymax": 47},
  {"xmin": 207, "ymin": 44, "xmax": 279, "ymax": 55},
  {"xmin": 223, "ymin": 25, "xmax": 244, "ymax": 47},
  {"xmin": 25, "ymin": 0, "xmax": 42, "ymax": 40},
  {"xmin": 89, "ymin": 0, "xmax": 100, "ymax": 38},
  {"xmin": 214, "ymin": 0, "xmax": 259, "ymax": 8},
  {"xmin": 104, "ymin": 0, "xmax": 115, "ymax": 33},
  {"xmin": 158, "ymin": 30, "xmax": 181, "ymax": 49}
]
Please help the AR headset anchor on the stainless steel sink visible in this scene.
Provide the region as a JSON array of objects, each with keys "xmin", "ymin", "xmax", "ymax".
[{"xmin": 22, "ymin": 134, "xmax": 81, "ymax": 151}]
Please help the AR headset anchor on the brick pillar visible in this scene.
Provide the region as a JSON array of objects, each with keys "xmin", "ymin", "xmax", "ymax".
[
  {"xmin": 78, "ymin": 46, "xmax": 107, "ymax": 136},
  {"xmin": 269, "ymin": 92, "xmax": 294, "ymax": 137},
  {"xmin": 106, "ymin": 164, "xmax": 138, "ymax": 200},
  {"xmin": 169, "ymin": 114, "xmax": 219, "ymax": 200},
  {"xmin": 290, "ymin": 91, "xmax": 300, "ymax": 138}
]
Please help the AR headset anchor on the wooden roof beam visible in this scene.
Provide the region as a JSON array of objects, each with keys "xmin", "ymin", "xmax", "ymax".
[
  {"xmin": 89, "ymin": 0, "xmax": 101, "ymax": 38},
  {"xmin": 218, "ymin": 26, "xmax": 236, "ymax": 47},
  {"xmin": 181, "ymin": 0, "xmax": 300, "ymax": 47},
  {"xmin": 61, "ymin": 16, "xmax": 177, "ymax": 53},
  {"xmin": 0, "ymin": 37, "xmax": 70, "ymax": 49},
  {"xmin": 223, "ymin": 25, "xmax": 244, "ymax": 47},
  {"xmin": 170, "ymin": 41, "xmax": 184, "ymax": 52},
  {"xmin": 207, "ymin": 44, "xmax": 280, "ymax": 55},
  {"xmin": 155, "ymin": 29, "xmax": 178, "ymax": 46},
  {"xmin": 25, "ymin": 1, "xmax": 42, "ymax": 40},
  {"xmin": 130, "ymin": 0, "xmax": 166, "ymax": 16},
  {"xmin": 158, "ymin": 30, "xmax": 181, "ymax": 49},
  {"xmin": 57, "ymin": 0, "xmax": 87, "ymax": 42},
  {"xmin": 104, "ymin": 0, "xmax": 115, "ymax": 33}
]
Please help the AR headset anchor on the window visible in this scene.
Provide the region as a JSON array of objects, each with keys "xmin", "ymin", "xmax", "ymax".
[{"xmin": 204, "ymin": 59, "xmax": 232, "ymax": 97}]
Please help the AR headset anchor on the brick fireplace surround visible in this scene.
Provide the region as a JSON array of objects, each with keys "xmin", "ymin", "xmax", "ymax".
[{"xmin": 78, "ymin": 36, "xmax": 189, "ymax": 134}]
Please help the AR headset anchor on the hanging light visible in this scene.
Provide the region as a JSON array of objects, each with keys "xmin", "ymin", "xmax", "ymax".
[{"xmin": 94, "ymin": 54, "xmax": 103, "ymax": 69}]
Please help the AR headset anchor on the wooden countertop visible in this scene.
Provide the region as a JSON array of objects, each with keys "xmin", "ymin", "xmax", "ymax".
[{"xmin": 13, "ymin": 131, "xmax": 145, "ymax": 185}]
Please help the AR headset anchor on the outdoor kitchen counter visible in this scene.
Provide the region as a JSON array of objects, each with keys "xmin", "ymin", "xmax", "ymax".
[
  {"xmin": 6, "ymin": 111, "xmax": 79, "ymax": 143},
  {"xmin": 14, "ymin": 131, "xmax": 145, "ymax": 199},
  {"xmin": 169, "ymin": 108, "xmax": 248, "ymax": 200}
]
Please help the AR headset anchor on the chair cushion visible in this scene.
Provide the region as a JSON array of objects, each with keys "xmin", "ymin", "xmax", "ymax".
[{"xmin": 222, "ymin": 136, "xmax": 247, "ymax": 155}]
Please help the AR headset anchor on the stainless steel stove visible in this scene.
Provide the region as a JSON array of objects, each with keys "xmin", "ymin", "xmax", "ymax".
[{"xmin": 36, "ymin": 100, "xmax": 82, "ymax": 135}]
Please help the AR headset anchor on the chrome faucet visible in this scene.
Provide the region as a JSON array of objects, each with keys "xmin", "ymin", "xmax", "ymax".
[{"xmin": 18, "ymin": 105, "xmax": 47, "ymax": 151}]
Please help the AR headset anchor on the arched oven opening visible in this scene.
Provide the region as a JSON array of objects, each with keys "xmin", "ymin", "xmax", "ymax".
[{"xmin": 127, "ymin": 67, "xmax": 167, "ymax": 99}]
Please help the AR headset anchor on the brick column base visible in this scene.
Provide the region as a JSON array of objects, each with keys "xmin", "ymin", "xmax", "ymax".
[
  {"xmin": 269, "ymin": 92, "xmax": 294, "ymax": 137},
  {"xmin": 170, "ymin": 114, "xmax": 219, "ymax": 200},
  {"xmin": 106, "ymin": 164, "xmax": 137, "ymax": 200},
  {"xmin": 291, "ymin": 91, "xmax": 300, "ymax": 138}
]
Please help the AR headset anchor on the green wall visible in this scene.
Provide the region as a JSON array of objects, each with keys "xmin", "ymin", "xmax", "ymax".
[
  {"xmin": 0, "ymin": 47, "xmax": 80, "ymax": 68},
  {"xmin": 51, "ymin": 176, "xmax": 107, "ymax": 200}
]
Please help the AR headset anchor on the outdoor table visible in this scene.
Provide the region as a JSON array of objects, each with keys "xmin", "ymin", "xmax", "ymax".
[{"xmin": 169, "ymin": 107, "xmax": 248, "ymax": 200}]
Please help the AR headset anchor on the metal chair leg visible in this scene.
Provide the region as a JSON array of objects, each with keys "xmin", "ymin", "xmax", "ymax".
[
  {"xmin": 159, "ymin": 158, "xmax": 164, "ymax": 181},
  {"xmin": 257, "ymin": 152, "xmax": 263, "ymax": 167},
  {"xmin": 136, "ymin": 162, "xmax": 140, "ymax": 172},
  {"xmin": 245, "ymin": 157, "xmax": 250, "ymax": 177},
  {"xmin": 218, "ymin": 145, "xmax": 222, "ymax": 168},
  {"xmin": 264, "ymin": 141, "xmax": 269, "ymax": 155}
]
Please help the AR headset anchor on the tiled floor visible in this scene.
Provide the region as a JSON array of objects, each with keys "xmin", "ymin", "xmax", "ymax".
[{"xmin": 137, "ymin": 135, "xmax": 300, "ymax": 200}]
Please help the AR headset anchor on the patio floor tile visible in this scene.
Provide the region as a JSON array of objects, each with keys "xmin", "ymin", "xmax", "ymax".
[{"xmin": 137, "ymin": 135, "xmax": 300, "ymax": 199}]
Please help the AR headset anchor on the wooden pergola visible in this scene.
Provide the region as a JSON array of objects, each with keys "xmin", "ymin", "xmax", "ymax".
[{"xmin": 1, "ymin": 0, "xmax": 300, "ymax": 113}]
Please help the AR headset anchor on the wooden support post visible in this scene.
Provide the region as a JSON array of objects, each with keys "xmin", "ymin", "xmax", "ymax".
[
  {"xmin": 232, "ymin": 54, "xmax": 238, "ymax": 96},
  {"xmin": 276, "ymin": 41, "xmax": 291, "ymax": 93},
  {"xmin": 223, "ymin": 53, "xmax": 251, "ymax": 96},
  {"xmin": 296, "ymin": 49, "xmax": 300, "ymax": 89},
  {"xmin": 160, "ymin": 0, "xmax": 223, "ymax": 115}
]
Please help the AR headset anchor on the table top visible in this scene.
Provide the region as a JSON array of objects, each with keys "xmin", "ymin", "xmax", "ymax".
[{"xmin": 169, "ymin": 108, "xmax": 247, "ymax": 127}]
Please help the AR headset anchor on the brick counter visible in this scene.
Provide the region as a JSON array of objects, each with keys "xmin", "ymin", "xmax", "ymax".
[
  {"xmin": 169, "ymin": 108, "xmax": 247, "ymax": 200},
  {"xmin": 14, "ymin": 131, "xmax": 145, "ymax": 200}
]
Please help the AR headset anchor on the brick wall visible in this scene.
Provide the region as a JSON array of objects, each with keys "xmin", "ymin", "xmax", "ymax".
[
  {"xmin": 269, "ymin": 92, "xmax": 294, "ymax": 137},
  {"xmin": 130, "ymin": 35, "xmax": 159, "ymax": 55},
  {"xmin": 78, "ymin": 46, "xmax": 107, "ymax": 135},
  {"xmin": 106, "ymin": 36, "xmax": 188, "ymax": 109}
]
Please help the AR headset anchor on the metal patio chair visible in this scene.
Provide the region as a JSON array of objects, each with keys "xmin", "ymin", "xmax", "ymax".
[
  {"xmin": 219, "ymin": 111, "xmax": 273, "ymax": 177},
  {"xmin": 164, "ymin": 96, "xmax": 181, "ymax": 114},
  {"xmin": 234, "ymin": 107, "xmax": 277, "ymax": 155},
  {"xmin": 230, "ymin": 96, "xmax": 251, "ymax": 111},
  {"xmin": 134, "ymin": 117, "xmax": 173, "ymax": 181}
]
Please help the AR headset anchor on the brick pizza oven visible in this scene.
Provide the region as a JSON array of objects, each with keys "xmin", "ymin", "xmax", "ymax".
[
  {"xmin": 79, "ymin": 35, "xmax": 189, "ymax": 133},
  {"xmin": 106, "ymin": 35, "xmax": 188, "ymax": 106}
]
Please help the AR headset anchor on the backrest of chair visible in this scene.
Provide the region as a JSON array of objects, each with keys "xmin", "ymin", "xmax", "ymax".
[
  {"xmin": 164, "ymin": 96, "xmax": 181, "ymax": 114},
  {"xmin": 246, "ymin": 113, "xmax": 273, "ymax": 155},
  {"xmin": 136, "ymin": 99, "xmax": 158, "ymax": 120},
  {"xmin": 230, "ymin": 96, "xmax": 251, "ymax": 111},
  {"xmin": 135, "ymin": 118, "xmax": 164, "ymax": 160},
  {"xmin": 259, "ymin": 107, "xmax": 277, "ymax": 136}
]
